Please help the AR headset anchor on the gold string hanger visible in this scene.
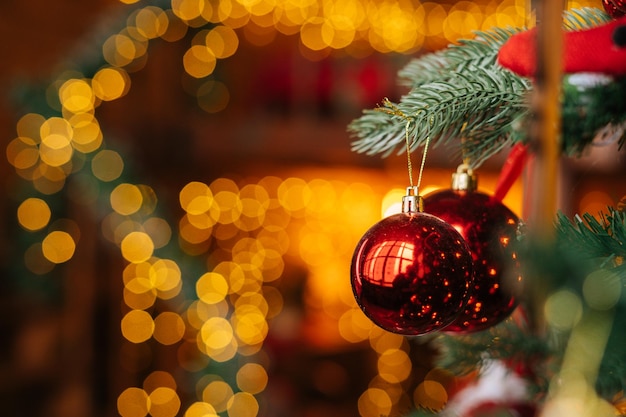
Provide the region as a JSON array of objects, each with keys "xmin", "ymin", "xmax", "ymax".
[{"xmin": 375, "ymin": 98, "xmax": 431, "ymax": 214}]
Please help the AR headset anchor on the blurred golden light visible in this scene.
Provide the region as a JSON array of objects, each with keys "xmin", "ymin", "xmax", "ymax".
[
  {"xmin": 150, "ymin": 258, "xmax": 183, "ymax": 296},
  {"xmin": 278, "ymin": 177, "xmax": 312, "ymax": 214},
  {"xmin": 39, "ymin": 117, "xmax": 74, "ymax": 167},
  {"xmin": 149, "ymin": 387, "xmax": 181, "ymax": 417},
  {"xmin": 414, "ymin": 380, "xmax": 448, "ymax": 411},
  {"xmin": 196, "ymin": 272, "xmax": 229, "ymax": 304},
  {"xmin": 121, "ymin": 231, "xmax": 155, "ymax": 263},
  {"xmin": 123, "ymin": 285, "xmax": 157, "ymax": 310},
  {"xmin": 17, "ymin": 198, "xmax": 51, "ymax": 231},
  {"xmin": 200, "ymin": 316, "xmax": 235, "ymax": 351},
  {"xmin": 236, "ymin": 363, "xmax": 268, "ymax": 394},
  {"xmin": 110, "ymin": 218, "xmax": 144, "ymax": 245},
  {"xmin": 117, "ymin": 387, "xmax": 149, "ymax": 417},
  {"xmin": 184, "ymin": 45, "xmax": 217, "ymax": 78},
  {"xmin": 121, "ymin": 309, "xmax": 155, "ymax": 343},
  {"xmin": 111, "ymin": 183, "xmax": 144, "ymax": 215},
  {"xmin": 217, "ymin": 0, "xmax": 251, "ymax": 28},
  {"xmin": 188, "ymin": 300, "xmax": 230, "ymax": 329},
  {"xmin": 171, "ymin": 0, "xmax": 205, "ymax": 22},
  {"xmin": 39, "ymin": 135, "xmax": 73, "ymax": 167},
  {"xmin": 202, "ymin": 379, "xmax": 234, "ymax": 413},
  {"xmin": 103, "ymin": 34, "xmax": 136, "ymax": 67},
  {"xmin": 358, "ymin": 387, "xmax": 392, "ymax": 417},
  {"xmin": 377, "ymin": 348, "xmax": 412, "ymax": 383},
  {"xmin": 42, "ymin": 230, "xmax": 76, "ymax": 263},
  {"xmin": 338, "ymin": 307, "xmax": 372, "ymax": 343},
  {"xmin": 134, "ymin": 6, "xmax": 169, "ymax": 39},
  {"xmin": 300, "ymin": 17, "xmax": 327, "ymax": 51},
  {"xmin": 184, "ymin": 402, "xmax": 219, "ymax": 417},
  {"xmin": 232, "ymin": 304, "xmax": 268, "ymax": 345},
  {"xmin": 369, "ymin": 330, "xmax": 405, "ymax": 353},
  {"xmin": 143, "ymin": 370, "xmax": 178, "ymax": 392},
  {"xmin": 226, "ymin": 392, "xmax": 259, "ymax": 417},
  {"xmin": 69, "ymin": 113, "xmax": 104, "ymax": 153},
  {"xmin": 17, "ymin": 113, "xmax": 45, "ymax": 141},
  {"xmin": 6, "ymin": 137, "xmax": 39, "ymax": 170},
  {"xmin": 92, "ymin": 67, "xmax": 130, "ymax": 101},
  {"xmin": 59, "ymin": 78, "xmax": 95, "ymax": 113},
  {"xmin": 212, "ymin": 261, "xmax": 245, "ymax": 294},
  {"xmin": 92, "ymin": 149, "xmax": 124, "ymax": 181},
  {"xmin": 30, "ymin": 163, "xmax": 66, "ymax": 193},
  {"xmin": 180, "ymin": 181, "xmax": 213, "ymax": 212},
  {"xmin": 153, "ymin": 312, "xmax": 186, "ymax": 345},
  {"xmin": 179, "ymin": 214, "xmax": 214, "ymax": 244},
  {"xmin": 205, "ymin": 25, "xmax": 239, "ymax": 58}
]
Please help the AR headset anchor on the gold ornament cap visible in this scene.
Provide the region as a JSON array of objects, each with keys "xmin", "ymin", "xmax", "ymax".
[
  {"xmin": 451, "ymin": 164, "xmax": 477, "ymax": 191},
  {"xmin": 402, "ymin": 186, "xmax": 423, "ymax": 214}
]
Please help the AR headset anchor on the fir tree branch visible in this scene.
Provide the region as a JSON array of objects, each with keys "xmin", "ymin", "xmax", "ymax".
[
  {"xmin": 397, "ymin": 27, "xmax": 522, "ymax": 88},
  {"xmin": 349, "ymin": 7, "xmax": 624, "ymax": 168},
  {"xmin": 562, "ymin": 7, "xmax": 613, "ymax": 29},
  {"xmin": 555, "ymin": 209, "xmax": 626, "ymax": 270},
  {"xmin": 349, "ymin": 66, "xmax": 531, "ymax": 166}
]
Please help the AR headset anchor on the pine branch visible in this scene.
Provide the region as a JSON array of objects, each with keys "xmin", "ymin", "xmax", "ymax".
[
  {"xmin": 349, "ymin": 66, "xmax": 531, "ymax": 165},
  {"xmin": 555, "ymin": 209, "xmax": 626, "ymax": 270},
  {"xmin": 397, "ymin": 27, "xmax": 522, "ymax": 88},
  {"xmin": 562, "ymin": 7, "xmax": 613, "ymax": 29},
  {"xmin": 349, "ymin": 7, "xmax": 623, "ymax": 168},
  {"xmin": 434, "ymin": 319, "xmax": 552, "ymax": 379}
]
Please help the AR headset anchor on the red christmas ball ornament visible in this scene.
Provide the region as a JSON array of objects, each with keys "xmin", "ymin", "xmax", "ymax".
[
  {"xmin": 351, "ymin": 188, "xmax": 474, "ymax": 336},
  {"xmin": 423, "ymin": 166, "xmax": 522, "ymax": 333},
  {"xmin": 602, "ymin": 0, "xmax": 626, "ymax": 18}
]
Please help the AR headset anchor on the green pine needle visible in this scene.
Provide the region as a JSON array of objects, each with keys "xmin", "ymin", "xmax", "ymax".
[{"xmin": 348, "ymin": 7, "xmax": 625, "ymax": 168}]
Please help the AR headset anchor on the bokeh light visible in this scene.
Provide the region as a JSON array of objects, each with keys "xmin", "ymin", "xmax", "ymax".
[
  {"xmin": 5, "ymin": 0, "xmax": 582, "ymax": 415},
  {"xmin": 17, "ymin": 198, "xmax": 51, "ymax": 231}
]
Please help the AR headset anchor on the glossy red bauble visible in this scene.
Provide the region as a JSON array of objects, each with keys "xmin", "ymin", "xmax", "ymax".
[
  {"xmin": 602, "ymin": 0, "xmax": 626, "ymax": 18},
  {"xmin": 351, "ymin": 212, "xmax": 474, "ymax": 335},
  {"xmin": 423, "ymin": 189, "xmax": 522, "ymax": 333}
]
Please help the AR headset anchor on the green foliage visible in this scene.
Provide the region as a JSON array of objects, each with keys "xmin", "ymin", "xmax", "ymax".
[
  {"xmin": 561, "ymin": 77, "xmax": 626, "ymax": 155},
  {"xmin": 348, "ymin": 7, "xmax": 626, "ymax": 168},
  {"xmin": 349, "ymin": 25, "xmax": 530, "ymax": 167},
  {"xmin": 434, "ymin": 319, "xmax": 553, "ymax": 389},
  {"xmin": 556, "ymin": 209, "xmax": 626, "ymax": 270}
]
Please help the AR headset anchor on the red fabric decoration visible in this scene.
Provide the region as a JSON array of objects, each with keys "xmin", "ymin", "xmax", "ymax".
[
  {"xmin": 498, "ymin": 16, "xmax": 626, "ymax": 76},
  {"xmin": 493, "ymin": 143, "xmax": 528, "ymax": 202}
]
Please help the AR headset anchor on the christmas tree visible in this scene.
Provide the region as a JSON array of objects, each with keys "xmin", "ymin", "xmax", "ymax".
[{"xmin": 348, "ymin": 4, "xmax": 626, "ymax": 416}]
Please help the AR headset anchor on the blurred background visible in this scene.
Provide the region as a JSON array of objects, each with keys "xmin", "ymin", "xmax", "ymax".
[{"xmin": 0, "ymin": 0, "xmax": 624, "ymax": 416}]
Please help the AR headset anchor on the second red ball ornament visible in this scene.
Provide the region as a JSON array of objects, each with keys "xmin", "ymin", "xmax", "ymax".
[
  {"xmin": 602, "ymin": 0, "xmax": 626, "ymax": 18},
  {"xmin": 423, "ymin": 165, "xmax": 523, "ymax": 333},
  {"xmin": 351, "ymin": 187, "xmax": 474, "ymax": 335}
]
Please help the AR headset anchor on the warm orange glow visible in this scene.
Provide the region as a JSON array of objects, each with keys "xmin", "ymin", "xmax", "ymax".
[{"xmin": 17, "ymin": 198, "xmax": 51, "ymax": 231}]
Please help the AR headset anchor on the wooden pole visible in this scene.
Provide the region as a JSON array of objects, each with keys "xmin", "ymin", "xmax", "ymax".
[
  {"xmin": 529, "ymin": 0, "xmax": 564, "ymax": 235},
  {"xmin": 524, "ymin": 0, "xmax": 565, "ymax": 334}
]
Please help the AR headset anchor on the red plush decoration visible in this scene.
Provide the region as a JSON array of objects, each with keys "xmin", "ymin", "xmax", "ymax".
[
  {"xmin": 603, "ymin": 0, "xmax": 626, "ymax": 18},
  {"xmin": 498, "ymin": 16, "xmax": 626, "ymax": 77}
]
